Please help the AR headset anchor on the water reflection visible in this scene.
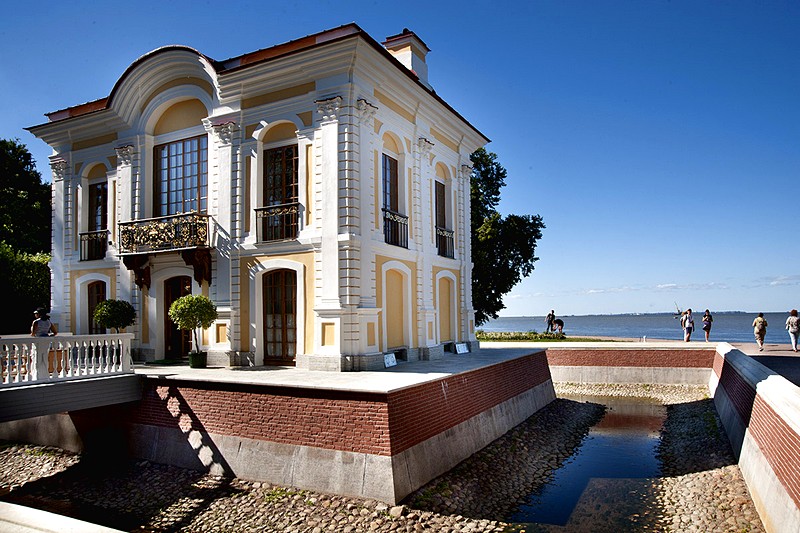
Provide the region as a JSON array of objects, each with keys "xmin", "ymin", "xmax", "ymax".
[{"xmin": 508, "ymin": 395, "xmax": 665, "ymax": 526}]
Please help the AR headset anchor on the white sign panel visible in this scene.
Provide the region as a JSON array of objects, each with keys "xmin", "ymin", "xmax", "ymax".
[
  {"xmin": 384, "ymin": 352, "xmax": 397, "ymax": 367},
  {"xmin": 455, "ymin": 343, "xmax": 469, "ymax": 354}
]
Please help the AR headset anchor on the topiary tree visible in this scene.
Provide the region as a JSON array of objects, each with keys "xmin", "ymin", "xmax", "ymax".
[
  {"xmin": 93, "ymin": 299, "xmax": 136, "ymax": 333},
  {"xmin": 168, "ymin": 294, "xmax": 217, "ymax": 353}
]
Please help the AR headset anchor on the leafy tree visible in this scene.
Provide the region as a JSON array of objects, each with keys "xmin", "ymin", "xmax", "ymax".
[
  {"xmin": 0, "ymin": 242, "xmax": 50, "ymax": 334},
  {"xmin": 470, "ymin": 148, "xmax": 544, "ymax": 326},
  {"xmin": 168, "ymin": 295, "xmax": 218, "ymax": 353},
  {"xmin": 0, "ymin": 138, "xmax": 51, "ymax": 254},
  {"xmin": 93, "ymin": 299, "xmax": 136, "ymax": 333}
]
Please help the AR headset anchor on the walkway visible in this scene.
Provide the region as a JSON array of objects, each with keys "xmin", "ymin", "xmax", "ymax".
[{"xmin": 732, "ymin": 341, "xmax": 800, "ymax": 387}]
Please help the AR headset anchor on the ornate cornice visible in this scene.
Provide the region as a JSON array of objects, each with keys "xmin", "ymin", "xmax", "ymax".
[
  {"xmin": 114, "ymin": 145, "xmax": 135, "ymax": 166},
  {"xmin": 50, "ymin": 159, "xmax": 69, "ymax": 181},
  {"xmin": 315, "ymin": 96, "xmax": 342, "ymax": 123},
  {"xmin": 356, "ymin": 98, "xmax": 378, "ymax": 125}
]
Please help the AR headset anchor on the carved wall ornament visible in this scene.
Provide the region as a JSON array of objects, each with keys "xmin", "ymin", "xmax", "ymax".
[
  {"xmin": 356, "ymin": 99, "xmax": 378, "ymax": 124},
  {"xmin": 114, "ymin": 145, "xmax": 135, "ymax": 166},
  {"xmin": 203, "ymin": 118, "xmax": 238, "ymax": 144},
  {"xmin": 315, "ymin": 96, "xmax": 343, "ymax": 122},
  {"xmin": 460, "ymin": 164, "xmax": 474, "ymax": 180},
  {"xmin": 418, "ymin": 137, "xmax": 435, "ymax": 157},
  {"xmin": 50, "ymin": 159, "xmax": 69, "ymax": 181}
]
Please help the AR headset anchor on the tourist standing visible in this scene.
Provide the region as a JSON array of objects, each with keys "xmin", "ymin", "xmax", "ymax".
[
  {"xmin": 786, "ymin": 310, "xmax": 799, "ymax": 352},
  {"xmin": 702, "ymin": 309, "xmax": 714, "ymax": 342},
  {"xmin": 545, "ymin": 310, "xmax": 555, "ymax": 333},
  {"xmin": 680, "ymin": 309, "xmax": 695, "ymax": 342},
  {"xmin": 752, "ymin": 313, "xmax": 768, "ymax": 351},
  {"xmin": 30, "ymin": 308, "xmax": 57, "ymax": 337}
]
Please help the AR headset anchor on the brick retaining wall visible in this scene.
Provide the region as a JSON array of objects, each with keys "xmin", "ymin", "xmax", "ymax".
[{"xmin": 711, "ymin": 345, "xmax": 800, "ymax": 532}]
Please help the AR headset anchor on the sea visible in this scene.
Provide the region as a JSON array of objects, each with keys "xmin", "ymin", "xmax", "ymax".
[{"xmin": 481, "ymin": 312, "xmax": 793, "ymax": 345}]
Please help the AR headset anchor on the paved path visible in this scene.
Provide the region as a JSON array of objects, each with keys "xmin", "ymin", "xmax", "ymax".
[{"xmin": 731, "ymin": 341, "xmax": 800, "ymax": 386}]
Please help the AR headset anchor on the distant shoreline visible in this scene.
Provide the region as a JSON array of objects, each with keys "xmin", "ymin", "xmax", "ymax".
[{"xmin": 493, "ymin": 311, "xmax": 788, "ymax": 319}]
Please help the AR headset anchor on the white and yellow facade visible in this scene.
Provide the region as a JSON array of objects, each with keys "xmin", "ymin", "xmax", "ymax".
[{"xmin": 28, "ymin": 24, "xmax": 487, "ymax": 371}]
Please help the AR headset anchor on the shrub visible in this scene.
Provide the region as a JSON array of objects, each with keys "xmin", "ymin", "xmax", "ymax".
[
  {"xmin": 93, "ymin": 299, "xmax": 136, "ymax": 333},
  {"xmin": 168, "ymin": 295, "xmax": 217, "ymax": 353}
]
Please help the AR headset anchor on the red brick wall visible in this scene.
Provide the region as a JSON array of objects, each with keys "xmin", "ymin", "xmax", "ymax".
[
  {"xmin": 387, "ymin": 352, "xmax": 551, "ymax": 453},
  {"xmin": 748, "ymin": 395, "xmax": 800, "ymax": 508},
  {"xmin": 546, "ymin": 348, "xmax": 715, "ymax": 368},
  {"xmin": 714, "ymin": 352, "xmax": 800, "ymax": 509},
  {"xmin": 126, "ymin": 351, "xmax": 552, "ymax": 457},
  {"xmin": 129, "ymin": 383, "xmax": 392, "ymax": 455}
]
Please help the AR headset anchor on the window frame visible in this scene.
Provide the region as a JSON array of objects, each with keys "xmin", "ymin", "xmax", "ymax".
[{"xmin": 153, "ymin": 134, "xmax": 209, "ymax": 217}]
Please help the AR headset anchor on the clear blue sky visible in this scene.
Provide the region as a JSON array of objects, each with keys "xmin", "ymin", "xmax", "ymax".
[{"xmin": 2, "ymin": 1, "xmax": 798, "ymax": 316}]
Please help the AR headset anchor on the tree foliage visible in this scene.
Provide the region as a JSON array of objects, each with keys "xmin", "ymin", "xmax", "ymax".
[
  {"xmin": 93, "ymin": 299, "xmax": 137, "ymax": 333},
  {"xmin": 0, "ymin": 138, "xmax": 51, "ymax": 254},
  {"xmin": 471, "ymin": 148, "xmax": 544, "ymax": 326},
  {"xmin": 0, "ymin": 242, "xmax": 51, "ymax": 334},
  {"xmin": 168, "ymin": 295, "xmax": 218, "ymax": 353}
]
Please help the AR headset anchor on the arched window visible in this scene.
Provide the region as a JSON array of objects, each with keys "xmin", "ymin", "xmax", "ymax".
[
  {"xmin": 263, "ymin": 269, "xmax": 297, "ymax": 364},
  {"xmin": 381, "ymin": 134, "xmax": 407, "ymax": 248},
  {"xmin": 87, "ymin": 281, "xmax": 106, "ymax": 334}
]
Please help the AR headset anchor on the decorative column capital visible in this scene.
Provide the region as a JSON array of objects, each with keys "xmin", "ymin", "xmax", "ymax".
[
  {"xmin": 460, "ymin": 164, "xmax": 473, "ymax": 180},
  {"xmin": 203, "ymin": 116, "xmax": 238, "ymax": 145},
  {"xmin": 418, "ymin": 137, "xmax": 435, "ymax": 158},
  {"xmin": 316, "ymin": 96, "xmax": 343, "ymax": 123},
  {"xmin": 355, "ymin": 98, "xmax": 378, "ymax": 124},
  {"xmin": 115, "ymin": 145, "xmax": 135, "ymax": 166},
  {"xmin": 50, "ymin": 158, "xmax": 69, "ymax": 181}
]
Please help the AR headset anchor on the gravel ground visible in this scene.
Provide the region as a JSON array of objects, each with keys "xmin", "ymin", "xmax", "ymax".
[{"xmin": 0, "ymin": 383, "xmax": 765, "ymax": 532}]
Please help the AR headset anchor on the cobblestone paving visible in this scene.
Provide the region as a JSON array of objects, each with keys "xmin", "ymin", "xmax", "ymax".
[{"xmin": 0, "ymin": 383, "xmax": 765, "ymax": 532}]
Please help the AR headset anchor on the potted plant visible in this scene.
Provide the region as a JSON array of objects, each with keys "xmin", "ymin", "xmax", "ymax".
[
  {"xmin": 168, "ymin": 294, "xmax": 217, "ymax": 368},
  {"xmin": 93, "ymin": 299, "xmax": 136, "ymax": 333}
]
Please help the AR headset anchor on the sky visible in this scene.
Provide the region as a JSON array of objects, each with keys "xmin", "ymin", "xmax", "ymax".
[{"xmin": 2, "ymin": 1, "xmax": 798, "ymax": 317}]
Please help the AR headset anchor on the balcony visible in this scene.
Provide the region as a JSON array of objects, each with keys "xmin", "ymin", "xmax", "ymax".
[
  {"xmin": 118, "ymin": 212, "xmax": 210, "ymax": 255},
  {"xmin": 255, "ymin": 202, "xmax": 300, "ymax": 242},
  {"xmin": 79, "ymin": 230, "xmax": 108, "ymax": 261},
  {"xmin": 383, "ymin": 208, "xmax": 408, "ymax": 248},
  {"xmin": 436, "ymin": 227, "xmax": 455, "ymax": 258}
]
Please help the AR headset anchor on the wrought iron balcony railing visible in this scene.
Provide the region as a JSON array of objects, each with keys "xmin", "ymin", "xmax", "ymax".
[
  {"xmin": 255, "ymin": 202, "xmax": 300, "ymax": 242},
  {"xmin": 436, "ymin": 227, "xmax": 455, "ymax": 258},
  {"xmin": 79, "ymin": 230, "xmax": 109, "ymax": 261},
  {"xmin": 118, "ymin": 212, "xmax": 210, "ymax": 254},
  {"xmin": 383, "ymin": 208, "xmax": 408, "ymax": 248}
]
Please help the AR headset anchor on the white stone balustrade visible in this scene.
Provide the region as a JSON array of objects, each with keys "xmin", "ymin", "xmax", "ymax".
[{"xmin": 0, "ymin": 334, "xmax": 134, "ymax": 386}]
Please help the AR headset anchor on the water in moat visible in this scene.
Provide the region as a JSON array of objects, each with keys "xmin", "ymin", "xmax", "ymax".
[{"xmin": 508, "ymin": 394, "xmax": 665, "ymax": 527}]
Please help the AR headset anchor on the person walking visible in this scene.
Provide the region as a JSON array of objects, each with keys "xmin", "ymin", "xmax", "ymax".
[
  {"xmin": 680, "ymin": 308, "xmax": 695, "ymax": 342},
  {"xmin": 786, "ymin": 310, "xmax": 799, "ymax": 352},
  {"xmin": 545, "ymin": 310, "xmax": 555, "ymax": 333},
  {"xmin": 702, "ymin": 309, "xmax": 714, "ymax": 342},
  {"xmin": 752, "ymin": 312, "xmax": 768, "ymax": 351}
]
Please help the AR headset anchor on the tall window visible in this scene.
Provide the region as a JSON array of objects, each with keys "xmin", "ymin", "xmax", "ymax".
[
  {"xmin": 435, "ymin": 181, "xmax": 446, "ymax": 229},
  {"xmin": 155, "ymin": 135, "xmax": 208, "ymax": 216},
  {"xmin": 88, "ymin": 182, "xmax": 107, "ymax": 231},
  {"xmin": 257, "ymin": 145, "xmax": 299, "ymax": 242},
  {"xmin": 87, "ymin": 281, "xmax": 106, "ymax": 334},
  {"xmin": 264, "ymin": 145, "xmax": 298, "ymax": 206},
  {"xmin": 382, "ymin": 154, "xmax": 399, "ymax": 212}
]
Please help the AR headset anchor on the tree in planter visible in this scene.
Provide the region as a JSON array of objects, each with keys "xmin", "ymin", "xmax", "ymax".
[
  {"xmin": 93, "ymin": 299, "xmax": 136, "ymax": 333},
  {"xmin": 168, "ymin": 294, "xmax": 218, "ymax": 354}
]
